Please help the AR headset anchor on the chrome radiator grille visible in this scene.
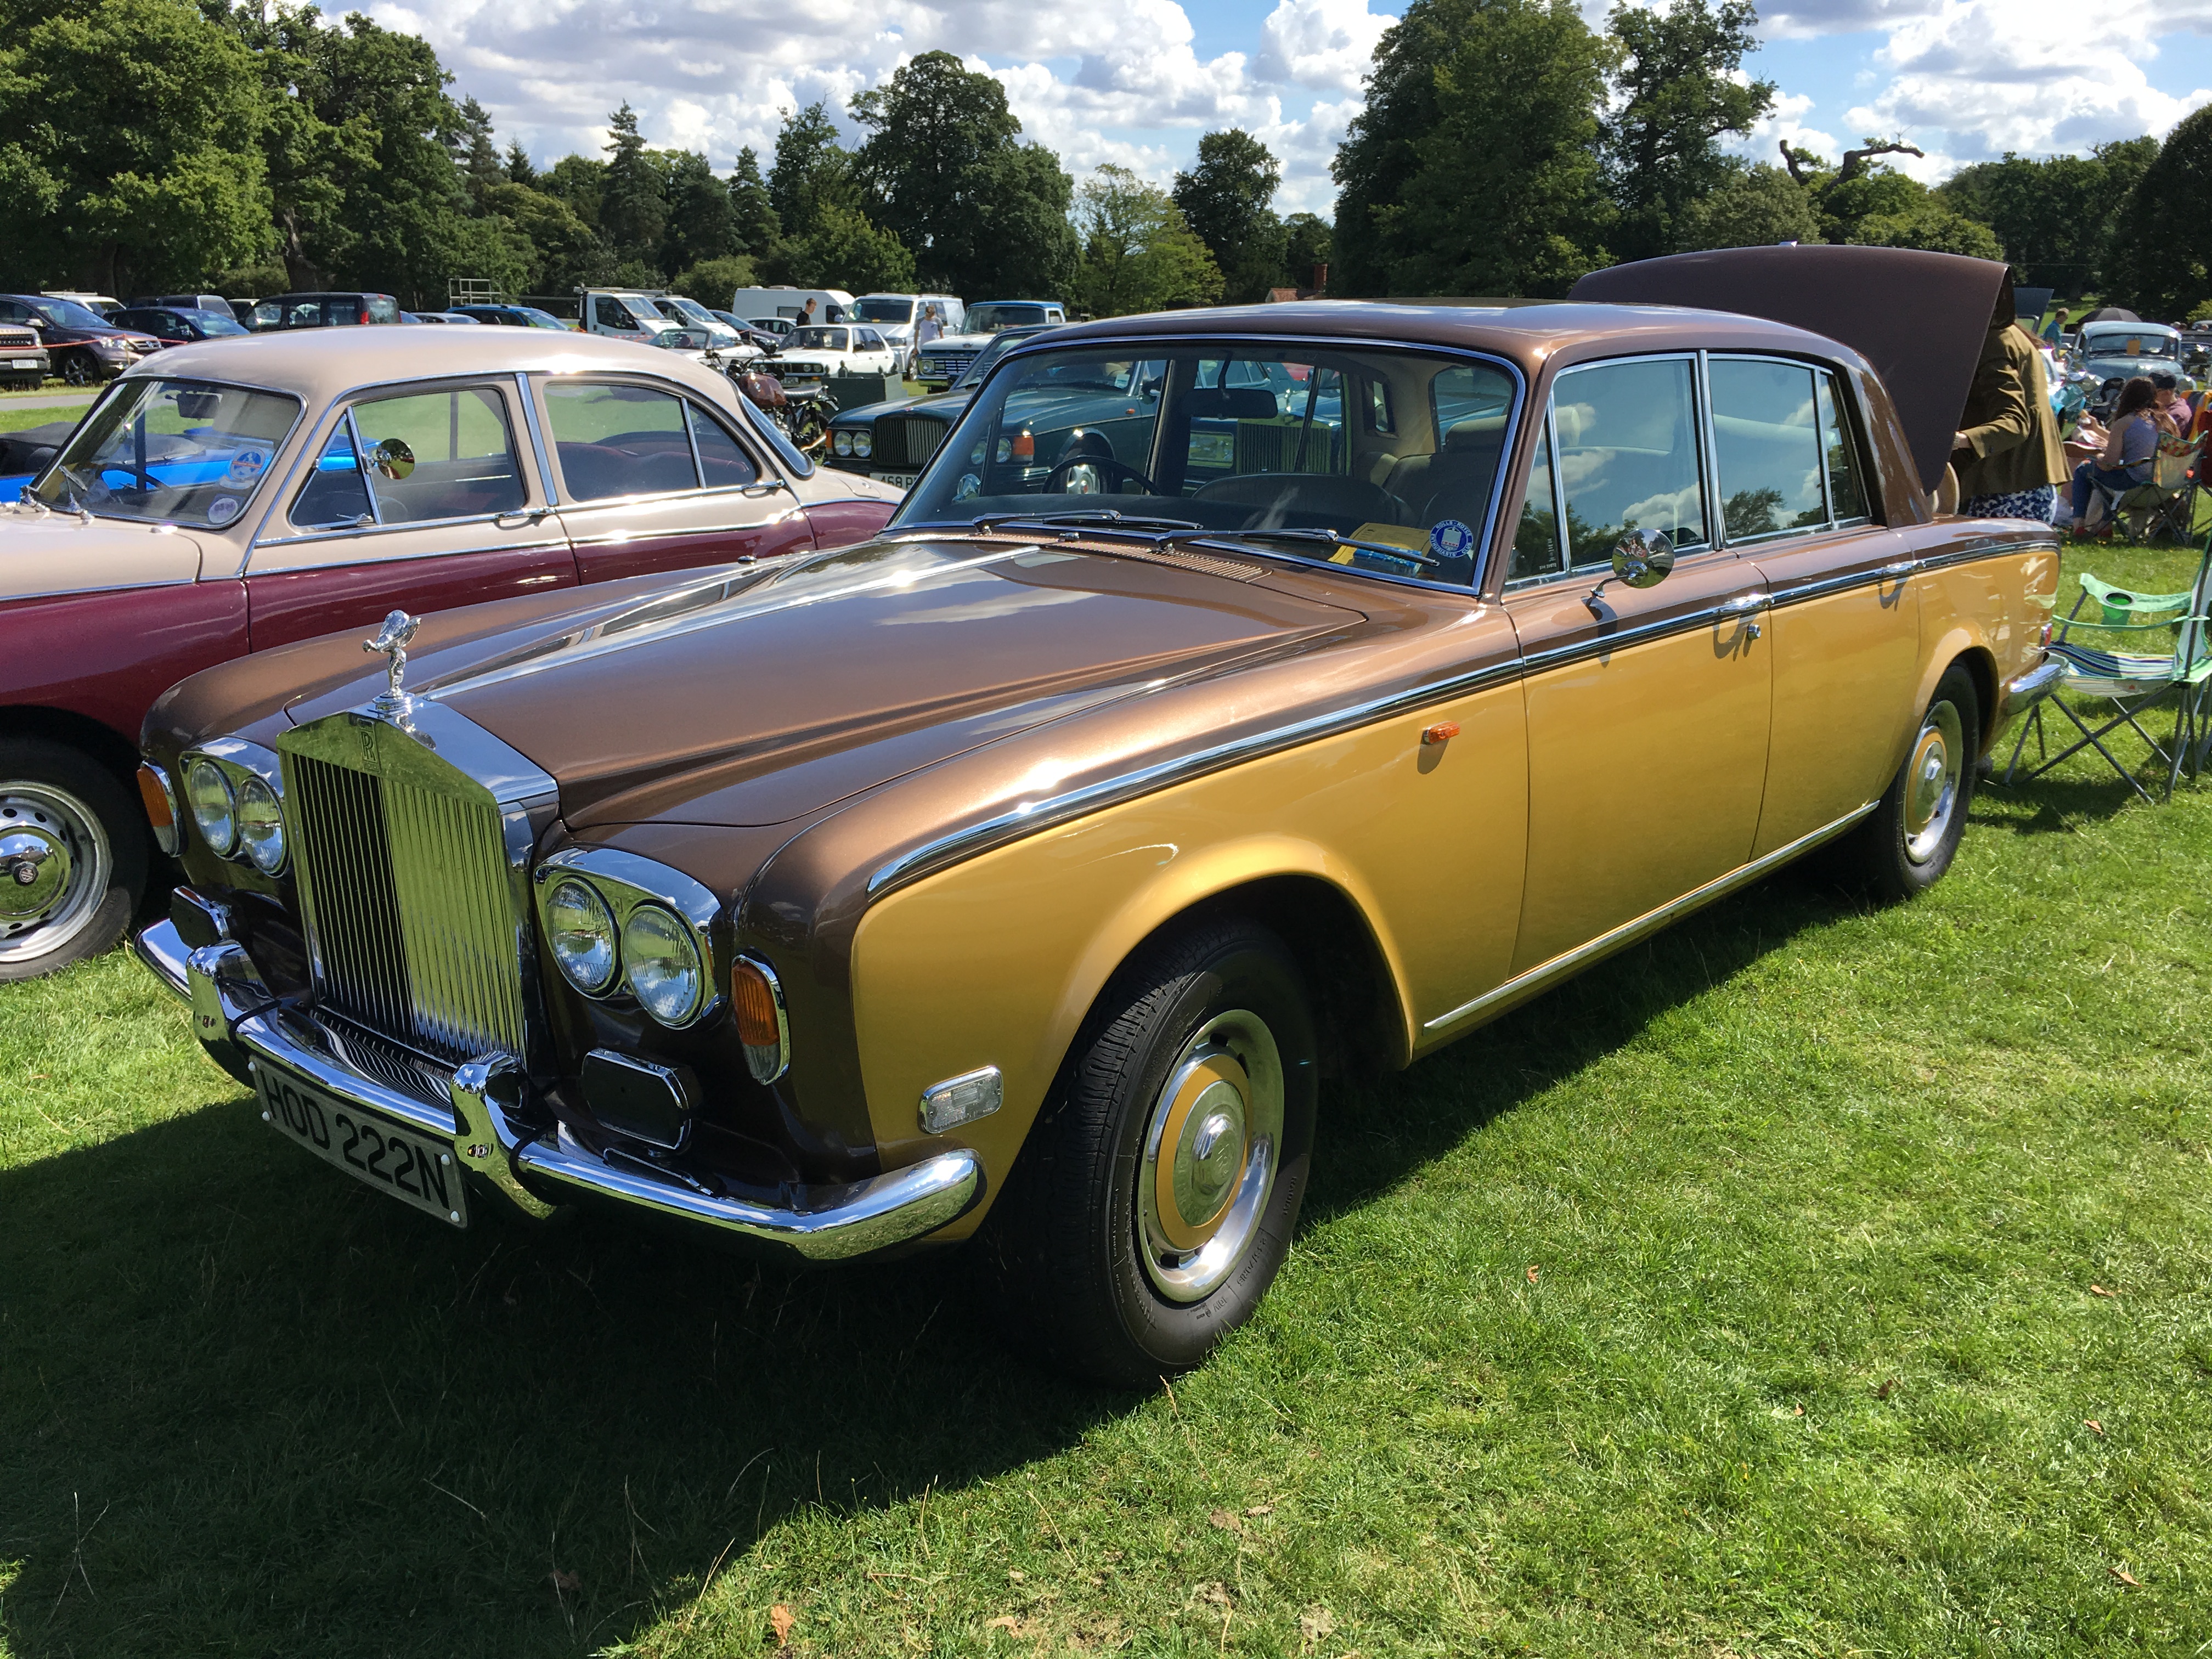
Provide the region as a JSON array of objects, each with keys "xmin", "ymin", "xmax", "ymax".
[
  {"xmin": 877, "ymin": 416, "xmax": 947, "ymax": 471},
  {"xmin": 289, "ymin": 752, "xmax": 527, "ymax": 1066}
]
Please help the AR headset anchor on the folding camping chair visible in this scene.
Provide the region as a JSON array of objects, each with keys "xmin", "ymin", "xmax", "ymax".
[
  {"xmin": 2093, "ymin": 433, "xmax": 2204, "ymax": 544},
  {"xmin": 2005, "ymin": 538, "xmax": 2212, "ymax": 802}
]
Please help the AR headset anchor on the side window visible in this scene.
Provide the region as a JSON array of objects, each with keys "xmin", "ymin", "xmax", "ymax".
[
  {"xmin": 687, "ymin": 404, "xmax": 760, "ymax": 489},
  {"xmin": 347, "ymin": 386, "xmax": 527, "ymax": 522},
  {"xmin": 291, "ymin": 421, "xmax": 373, "ymax": 529},
  {"xmin": 1552, "ymin": 357, "xmax": 1707, "ymax": 568},
  {"xmin": 1818, "ymin": 371, "xmax": 1870, "ymax": 522},
  {"xmin": 594, "ymin": 296, "xmax": 631, "ymax": 331},
  {"xmin": 1510, "ymin": 420, "xmax": 1561, "ymax": 582},
  {"xmin": 544, "ymin": 381, "xmax": 701, "ymax": 501},
  {"xmin": 1709, "ymin": 357, "xmax": 1825, "ymax": 541}
]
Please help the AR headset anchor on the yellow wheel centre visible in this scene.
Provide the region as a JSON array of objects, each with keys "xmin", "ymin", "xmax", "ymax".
[{"xmin": 1151, "ymin": 1054, "xmax": 1250, "ymax": 1252}]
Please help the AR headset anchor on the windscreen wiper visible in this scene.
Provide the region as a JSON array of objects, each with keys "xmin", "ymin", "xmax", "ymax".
[
  {"xmin": 964, "ymin": 510, "xmax": 1205, "ymax": 534},
  {"xmin": 1197, "ymin": 527, "xmax": 1440, "ymax": 568}
]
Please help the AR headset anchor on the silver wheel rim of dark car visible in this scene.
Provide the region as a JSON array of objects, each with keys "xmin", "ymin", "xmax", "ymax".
[
  {"xmin": 0, "ymin": 780, "xmax": 111, "ymax": 964},
  {"xmin": 1136, "ymin": 1009, "xmax": 1284, "ymax": 1304},
  {"xmin": 1903, "ymin": 698, "xmax": 1965, "ymax": 866}
]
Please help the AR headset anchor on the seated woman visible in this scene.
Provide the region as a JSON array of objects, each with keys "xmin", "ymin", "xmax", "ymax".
[{"xmin": 2068, "ymin": 376, "xmax": 2161, "ymax": 536}]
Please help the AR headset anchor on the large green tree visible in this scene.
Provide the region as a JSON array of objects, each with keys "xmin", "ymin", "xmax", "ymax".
[
  {"xmin": 1070, "ymin": 164, "xmax": 1222, "ymax": 317},
  {"xmin": 1602, "ymin": 0, "xmax": 1774, "ymax": 262},
  {"xmin": 599, "ymin": 102, "xmax": 667, "ymax": 274},
  {"xmin": 2107, "ymin": 109, "xmax": 2212, "ymax": 317},
  {"xmin": 656, "ymin": 147, "xmax": 737, "ymax": 279},
  {"xmin": 1281, "ymin": 211, "xmax": 1332, "ymax": 290},
  {"xmin": 768, "ymin": 101, "xmax": 856, "ymax": 247},
  {"xmin": 0, "ymin": 0, "xmax": 272, "ymax": 294},
  {"xmin": 782, "ymin": 202, "xmax": 916, "ymax": 292},
  {"xmin": 726, "ymin": 144, "xmax": 780, "ymax": 258},
  {"xmin": 1676, "ymin": 161, "xmax": 1820, "ymax": 250},
  {"xmin": 1172, "ymin": 129, "xmax": 1286, "ymax": 304},
  {"xmin": 1333, "ymin": 0, "xmax": 1616, "ymax": 298},
  {"xmin": 1938, "ymin": 139, "xmax": 2155, "ymax": 298}
]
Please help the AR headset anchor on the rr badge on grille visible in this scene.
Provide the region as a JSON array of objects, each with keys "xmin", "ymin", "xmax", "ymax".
[{"xmin": 364, "ymin": 610, "xmax": 421, "ymax": 713}]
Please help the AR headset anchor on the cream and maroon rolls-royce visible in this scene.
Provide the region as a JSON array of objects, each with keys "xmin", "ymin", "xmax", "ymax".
[{"xmin": 134, "ymin": 248, "xmax": 2059, "ymax": 1385}]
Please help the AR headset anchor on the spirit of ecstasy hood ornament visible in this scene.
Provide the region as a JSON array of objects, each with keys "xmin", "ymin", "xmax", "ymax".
[{"xmin": 364, "ymin": 610, "xmax": 421, "ymax": 713}]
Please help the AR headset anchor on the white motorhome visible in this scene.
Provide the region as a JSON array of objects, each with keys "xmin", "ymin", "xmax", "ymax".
[{"xmin": 729, "ymin": 286, "xmax": 857, "ymax": 326}]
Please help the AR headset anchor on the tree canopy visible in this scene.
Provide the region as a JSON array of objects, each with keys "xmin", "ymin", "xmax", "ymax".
[
  {"xmin": 1172, "ymin": 130, "xmax": 1286, "ymax": 304},
  {"xmin": 1070, "ymin": 165, "xmax": 1221, "ymax": 317}
]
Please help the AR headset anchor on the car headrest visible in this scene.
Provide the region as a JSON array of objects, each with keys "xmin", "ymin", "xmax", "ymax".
[
  {"xmin": 1443, "ymin": 418, "xmax": 1504, "ymax": 450},
  {"xmin": 1186, "ymin": 387, "xmax": 1279, "ymax": 421}
]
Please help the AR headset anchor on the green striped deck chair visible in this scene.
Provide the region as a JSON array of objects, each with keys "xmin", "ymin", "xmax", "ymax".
[{"xmin": 2003, "ymin": 540, "xmax": 2212, "ymax": 802}]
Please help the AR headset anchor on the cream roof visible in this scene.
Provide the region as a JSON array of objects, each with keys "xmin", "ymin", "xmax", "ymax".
[{"xmin": 117, "ymin": 326, "xmax": 742, "ymax": 411}]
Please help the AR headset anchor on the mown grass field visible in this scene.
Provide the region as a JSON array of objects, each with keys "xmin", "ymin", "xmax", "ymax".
[{"xmin": 2, "ymin": 543, "xmax": 2209, "ymax": 1658}]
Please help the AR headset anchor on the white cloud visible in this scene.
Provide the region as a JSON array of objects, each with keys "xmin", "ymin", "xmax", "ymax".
[{"xmin": 1256, "ymin": 0, "xmax": 1391, "ymax": 92}]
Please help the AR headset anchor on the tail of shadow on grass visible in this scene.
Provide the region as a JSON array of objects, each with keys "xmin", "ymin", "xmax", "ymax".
[
  {"xmin": 0, "ymin": 1090, "xmax": 1116, "ymax": 1658},
  {"xmin": 1978, "ymin": 768, "xmax": 2202, "ymax": 830},
  {"xmin": 1296, "ymin": 861, "xmax": 1861, "ymax": 1229}
]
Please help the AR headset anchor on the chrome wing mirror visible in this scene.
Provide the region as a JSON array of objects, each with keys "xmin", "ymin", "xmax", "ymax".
[
  {"xmin": 1583, "ymin": 528, "xmax": 1674, "ymax": 614},
  {"xmin": 369, "ymin": 438, "xmax": 415, "ymax": 481}
]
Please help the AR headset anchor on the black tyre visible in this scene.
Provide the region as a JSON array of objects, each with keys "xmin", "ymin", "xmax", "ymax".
[
  {"xmin": 991, "ymin": 918, "xmax": 1318, "ymax": 1387},
  {"xmin": 59, "ymin": 352, "xmax": 100, "ymax": 388},
  {"xmin": 1841, "ymin": 663, "xmax": 1980, "ymax": 902},
  {"xmin": 0, "ymin": 738, "xmax": 149, "ymax": 981}
]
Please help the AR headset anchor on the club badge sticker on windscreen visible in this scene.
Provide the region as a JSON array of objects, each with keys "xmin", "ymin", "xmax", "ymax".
[
  {"xmin": 1429, "ymin": 519, "xmax": 1475, "ymax": 563},
  {"xmin": 224, "ymin": 447, "xmax": 268, "ymax": 486}
]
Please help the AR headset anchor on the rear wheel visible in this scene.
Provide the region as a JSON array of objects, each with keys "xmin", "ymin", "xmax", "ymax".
[
  {"xmin": 1840, "ymin": 663, "xmax": 1980, "ymax": 902},
  {"xmin": 991, "ymin": 918, "xmax": 1317, "ymax": 1387},
  {"xmin": 0, "ymin": 739, "xmax": 148, "ymax": 981}
]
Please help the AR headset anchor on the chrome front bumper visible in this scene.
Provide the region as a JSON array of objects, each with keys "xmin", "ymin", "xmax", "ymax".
[{"xmin": 136, "ymin": 918, "xmax": 980, "ymax": 1260}]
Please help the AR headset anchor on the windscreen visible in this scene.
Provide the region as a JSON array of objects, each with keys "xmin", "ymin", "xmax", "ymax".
[
  {"xmin": 893, "ymin": 342, "xmax": 1519, "ymax": 584},
  {"xmin": 30, "ymin": 297, "xmax": 108, "ymax": 331},
  {"xmin": 2084, "ymin": 330, "xmax": 2175, "ymax": 359},
  {"xmin": 854, "ymin": 298, "xmax": 914, "ymax": 323},
  {"xmin": 33, "ymin": 377, "xmax": 302, "ymax": 527},
  {"xmin": 967, "ymin": 304, "xmax": 1048, "ymax": 333}
]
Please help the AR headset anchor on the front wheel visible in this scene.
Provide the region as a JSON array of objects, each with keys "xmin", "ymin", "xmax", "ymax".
[
  {"xmin": 991, "ymin": 918, "xmax": 1317, "ymax": 1386},
  {"xmin": 1839, "ymin": 663, "xmax": 1980, "ymax": 902},
  {"xmin": 60, "ymin": 352, "xmax": 100, "ymax": 387},
  {"xmin": 0, "ymin": 738, "xmax": 150, "ymax": 981}
]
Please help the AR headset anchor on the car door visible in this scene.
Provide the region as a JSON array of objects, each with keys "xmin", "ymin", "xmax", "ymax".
[
  {"xmin": 244, "ymin": 377, "xmax": 577, "ymax": 651},
  {"xmin": 539, "ymin": 377, "xmax": 817, "ymax": 584},
  {"xmin": 1707, "ymin": 356, "xmax": 1923, "ymax": 858},
  {"xmin": 1502, "ymin": 352, "xmax": 1774, "ymax": 977}
]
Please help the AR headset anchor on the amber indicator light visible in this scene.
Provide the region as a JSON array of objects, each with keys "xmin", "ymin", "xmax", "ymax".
[
  {"xmin": 1421, "ymin": 721, "xmax": 1461, "ymax": 746},
  {"xmin": 1011, "ymin": 428, "xmax": 1035, "ymax": 459},
  {"xmin": 731, "ymin": 961, "xmax": 781, "ymax": 1048},
  {"xmin": 136, "ymin": 764, "xmax": 174, "ymax": 831}
]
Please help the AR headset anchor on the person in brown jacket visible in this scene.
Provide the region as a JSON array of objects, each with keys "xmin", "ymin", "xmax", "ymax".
[{"xmin": 1951, "ymin": 275, "xmax": 2067, "ymax": 522}]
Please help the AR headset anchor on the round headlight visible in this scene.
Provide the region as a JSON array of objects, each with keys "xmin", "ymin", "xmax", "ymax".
[
  {"xmin": 545, "ymin": 878, "xmax": 619, "ymax": 994},
  {"xmin": 852, "ymin": 430, "xmax": 872, "ymax": 459},
  {"xmin": 833, "ymin": 429, "xmax": 853, "ymax": 456},
  {"xmin": 235, "ymin": 774, "xmax": 286, "ymax": 874},
  {"xmin": 184, "ymin": 758, "xmax": 236, "ymax": 856},
  {"xmin": 622, "ymin": 904, "xmax": 704, "ymax": 1026}
]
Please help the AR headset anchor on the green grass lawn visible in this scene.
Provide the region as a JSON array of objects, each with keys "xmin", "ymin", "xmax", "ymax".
[{"xmin": 2, "ymin": 545, "xmax": 2209, "ymax": 1657}]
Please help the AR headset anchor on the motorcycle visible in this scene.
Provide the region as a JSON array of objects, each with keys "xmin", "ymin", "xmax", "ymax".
[{"xmin": 718, "ymin": 344, "xmax": 836, "ymax": 455}]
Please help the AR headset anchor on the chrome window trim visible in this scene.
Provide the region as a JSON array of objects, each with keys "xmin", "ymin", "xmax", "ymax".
[
  {"xmin": 562, "ymin": 506, "xmax": 805, "ymax": 551},
  {"xmin": 516, "ymin": 371, "xmax": 560, "ymax": 506},
  {"xmin": 1544, "ymin": 351, "xmax": 1714, "ymax": 573},
  {"xmin": 919, "ymin": 330, "xmax": 1530, "ymax": 597},
  {"xmin": 1706, "ymin": 351, "xmax": 1841, "ymax": 548},
  {"xmin": 251, "ymin": 374, "xmax": 549, "ymax": 558}
]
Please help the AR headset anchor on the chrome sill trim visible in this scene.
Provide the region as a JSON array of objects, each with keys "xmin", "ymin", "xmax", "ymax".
[
  {"xmin": 133, "ymin": 917, "xmax": 191, "ymax": 1000},
  {"xmin": 1421, "ymin": 802, "xmax": 1878, "ymax": 1036},
  {"xmin": 867, "ymin": 656, "xmax": 1526, "ymax": 899}
]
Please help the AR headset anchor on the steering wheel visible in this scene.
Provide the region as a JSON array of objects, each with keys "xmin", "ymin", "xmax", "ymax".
[{"xmin": 1045, "ymin": 453, "xmax": 1158, "ymax": 496}]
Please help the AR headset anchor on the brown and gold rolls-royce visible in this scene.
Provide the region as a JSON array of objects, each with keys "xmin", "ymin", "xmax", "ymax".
[{"xmin": 134, "ymin": 248, "xmax": 2061, "ymax": 1385}]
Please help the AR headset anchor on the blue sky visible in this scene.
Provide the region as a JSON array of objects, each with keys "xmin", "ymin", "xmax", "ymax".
[{"xmin": 364, "ymin": 0, "xmax": 2212, "ymax": 215}]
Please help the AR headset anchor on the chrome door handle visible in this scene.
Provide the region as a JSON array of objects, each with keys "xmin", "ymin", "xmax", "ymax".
[
  {"xmin": 1878, "ymin": 558, "xmax": 1920, "ymax": 578},
  {"xmin": 494, "ymin": 508, "xmax": 549, "ymax": 528},
  {"xmin": 1718, "ymin": 591, "xmax": 1772, "ymax": 614},
  {"xmin": 740, "ymin": 480, "xmax": 788, "ymax": 498}
]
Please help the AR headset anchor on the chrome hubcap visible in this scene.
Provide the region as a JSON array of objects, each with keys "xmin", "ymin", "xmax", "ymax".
[
  {"xmin": 1137, "ymin": 1009, "xmax": 1283, "ymax": 1303},
  {"xmin": 0, "ymin": 782, "xmax": 110, "ymax": 961},
  {"xmin": 1903, "ymin": 699, "xmax": 1964, "ymax": 865}
]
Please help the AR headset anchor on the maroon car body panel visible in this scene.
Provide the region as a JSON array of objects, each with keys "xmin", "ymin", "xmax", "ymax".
[
  {"xmin": 244, "ymin": 544, "xmax": 583, "ymax": 653},
  {"xmin": 3, "ymin": 580, "xmax": 250, "ymax": 740}
]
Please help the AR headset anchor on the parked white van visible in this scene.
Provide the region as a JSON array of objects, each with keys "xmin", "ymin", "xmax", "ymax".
[
  {"xmin": 729, "ymin": 286, "xmax": 857, "ymax": 325},
  {"xmin": 850, "ymin": 294, "xmax": 966, "ymax": 373}
]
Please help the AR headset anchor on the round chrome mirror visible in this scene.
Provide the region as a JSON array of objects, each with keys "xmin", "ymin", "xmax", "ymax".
[
  {"xmin": 369, "ymin": 438, "xmax": 415, "ymax": 481},
  {"xmin": 1611, "ymin": 528, "xmax": 1675, "ymax": 588}
]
